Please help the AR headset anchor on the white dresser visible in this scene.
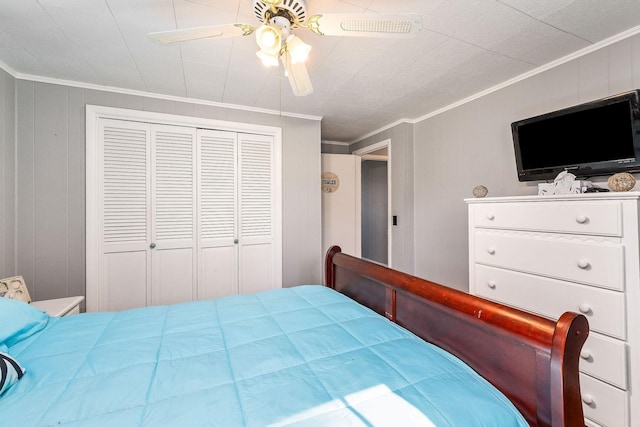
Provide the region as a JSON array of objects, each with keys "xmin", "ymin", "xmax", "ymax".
[{"xmin": 466, "ymin": 193, "xmax": 640, "ymax": 427}]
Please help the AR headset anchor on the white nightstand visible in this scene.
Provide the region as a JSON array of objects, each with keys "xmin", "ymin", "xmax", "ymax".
[{"xmin": 31, "ymin": 296, "xmax": 84, "ymax": 317}]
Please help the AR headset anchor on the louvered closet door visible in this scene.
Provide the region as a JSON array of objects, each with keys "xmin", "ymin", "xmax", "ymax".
[
  {"xmin": 198, "ymin": 131, "xmax": 276, "ymax": 297},
  {"xmin": 238, "ymin": 133, "xmax": 276, "ymax": 294},
  {"xmin": 198, "ymin": 130, "xmax": 238, "ymax": 299},
  {"xmin": 99, "ymin": 119, "xmax": 151, "ymax": 311},
  {"xmin": 150, "ymin": 125, "xmax": 197, "ymax": 305},
  {"xmin": 90, "ymin": 110, "xmax": 281, "ymax": 311}
]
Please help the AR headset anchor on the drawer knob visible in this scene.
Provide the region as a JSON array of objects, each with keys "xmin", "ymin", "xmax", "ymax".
[
  {"xmin": 577, "ymin": 259, "xmax": 590, "ymax": 269},
  {"xmin": 578, "ymin": 303, "xmax": 592, "ymax": 314},
  {"xmin": 487, "ymin": 247, "xmax": 496, "ymax": 255},
  {"xmin": 575, "ymin": 214, "xmax": 588, "ymax": 224},
  {"xmin": 486, "ymin": 213, "xmax": 495, "ymax": 221},
  {"xmin": 487, "ymin": 281, "xmax": 497, "ymax": 290},
  {"xmin": 580, "ymin": 350, "xmax": 592, "ymax": 360},
  {"xmin": 582, "ymin": 394, "xmax": 594, "ymax": 405}
]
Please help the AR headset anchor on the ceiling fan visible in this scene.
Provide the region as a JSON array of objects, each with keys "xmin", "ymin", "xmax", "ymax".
[{"xmin": 149, "ymin": 0, "xmax": 422, "ymax": 96}]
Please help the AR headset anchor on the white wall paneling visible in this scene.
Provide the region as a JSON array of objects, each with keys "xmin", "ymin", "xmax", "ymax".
[{"xmin": 321, "ymin": 154, "xmax": 359, "ymax": 258}]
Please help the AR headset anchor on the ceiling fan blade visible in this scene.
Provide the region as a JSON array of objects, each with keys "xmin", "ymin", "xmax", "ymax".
[
  {"xmin": 148, "ymin": 23, "xmax": 255, "ymax": 44},
  {"xmin": 307, "ymin": 13, "xmax": 422, "ymax": 38},
  {"xmin": 281, "ymin": 51, "xmax": 313, "ymax": 96}
]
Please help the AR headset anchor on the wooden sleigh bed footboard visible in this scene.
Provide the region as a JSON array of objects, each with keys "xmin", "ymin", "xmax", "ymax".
[{"xmin": 324, "ymin": 246, "xmax": 589, "ymax": 427}]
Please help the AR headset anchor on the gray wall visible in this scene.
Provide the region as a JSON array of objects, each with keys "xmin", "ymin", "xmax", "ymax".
[
  {"xmin": 14, "ymin": 81, "xmax": 322, "ymax": 301},
  {"xmin": 413, "ymin": 33, "xmax": 640, "ymax": 292},
  {"xmin": 351, "ymin": 33, "xmax": 640, "ymax": 292},
  {"xmin": 0, "ymin": 68, "xmax": 15, "ymax": 279},
  {"xmin": 321, "ymin": 142, "xmax": 350, "ymax": 154},
  {"xmin": 351, "ymin": 122, "xmax": 414, "ymax": 274}
]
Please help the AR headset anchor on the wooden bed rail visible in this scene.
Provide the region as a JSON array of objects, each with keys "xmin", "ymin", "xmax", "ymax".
[{"xmin": 324, "ymin": 246, "xmax": 589, "ymax": 427}]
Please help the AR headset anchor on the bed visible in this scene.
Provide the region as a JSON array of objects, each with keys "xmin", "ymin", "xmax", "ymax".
[{"xmin": 0, "ymin": 246, "xmax": 588, "ymax": 426}]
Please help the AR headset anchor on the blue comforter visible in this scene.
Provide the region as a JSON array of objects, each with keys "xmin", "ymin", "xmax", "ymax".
[{"xmin": 2, "ymin": 285, "xmax": 527, "ymax": 426}]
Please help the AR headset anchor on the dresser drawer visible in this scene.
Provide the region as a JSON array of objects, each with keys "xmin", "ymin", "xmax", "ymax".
[
  {"xmin": 580, "ymin": 332, "xmax": 628, "ymax": 390},
  {"xmin": 472, "ymin": 201, "xmax": 622, "ymax": 236},
  {"xmin": 474, "ymin": 265, "xmax": 626, "ymax": 339},
  {"xmin": 581, "ymin": 373, "xmax": 628, "ymax": 427},
  {"xmin": 474, "ymin": 231, "xmax": 624, "ymax": 291}
]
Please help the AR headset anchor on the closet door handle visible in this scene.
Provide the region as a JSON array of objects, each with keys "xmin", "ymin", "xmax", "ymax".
[{"xmin": 150, "ymin": 243, "xmax": 156, "ymax": 249}]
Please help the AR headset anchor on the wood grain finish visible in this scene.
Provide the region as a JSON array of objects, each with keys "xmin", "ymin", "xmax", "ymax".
[{"xmin": 325, "ymin": 245, "xmax": 588, "ymax": 427}]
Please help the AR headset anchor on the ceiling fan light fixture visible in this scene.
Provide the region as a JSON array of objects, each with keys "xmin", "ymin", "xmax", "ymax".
[
  {"xmin": 256, "ymin": 24, "xmax": 282, "ymax": 54},
  {"xmin": 285, "ymin": 35, "xmax": 311, "ymax": 64},
  {"xmin": 256, "ymin": 49, "xmax": 280, "ymax": 67},
  {"xmin": 149, "ymin": 0, "xmax": 420, "ymax": 98}
]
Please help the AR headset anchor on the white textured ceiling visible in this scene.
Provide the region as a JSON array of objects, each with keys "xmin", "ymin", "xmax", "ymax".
[{"xmin": 2, "ymin": 0, "xmax": 640, "ymax": 142}]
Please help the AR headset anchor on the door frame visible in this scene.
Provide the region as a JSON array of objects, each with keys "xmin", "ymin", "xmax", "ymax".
[
  {"xmin": 86, "ymin": 105, "xmax": 283, "ymax": 312},
  {"xmin": 352, "ymin": 139, "xmax": 392, "ymax": 267}
]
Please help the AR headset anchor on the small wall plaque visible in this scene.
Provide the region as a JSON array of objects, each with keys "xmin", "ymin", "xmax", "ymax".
[{"xmin": 322, "ymin": 172, "xmax": 340, "ymax": 193}]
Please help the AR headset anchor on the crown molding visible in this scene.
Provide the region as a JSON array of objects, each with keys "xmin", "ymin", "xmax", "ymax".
[
  {"xmin": 321, "ymin": 140, "xmax": 350, "ymax": 146},
  {"xmin": 351, "ymin": 23, "xmax": 640, "ymax": 143},
  {"xmin": 0, "ymin": 60, "xmax": 18, "ymax": 77},
  {"xmin": 4, "ymin": 21, "xmax": 640, "ymax": 142},
  {"xmin": 0, "ymin": 68, "xmax": 322, "ymax": 122},
  {"xmin": 348, "ymin": 119, "xmax": 412, "ymax": 144}
]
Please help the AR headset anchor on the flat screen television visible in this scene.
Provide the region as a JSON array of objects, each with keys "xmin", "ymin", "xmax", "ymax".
[{"xmin": 511, "ymin": 89, "xmax": 640, "ymax": 181}]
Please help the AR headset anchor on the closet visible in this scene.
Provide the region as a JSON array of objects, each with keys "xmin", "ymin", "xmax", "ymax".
[{"xmin": 87, "ymin": 108, "xmax": 281, "ymax": 312}]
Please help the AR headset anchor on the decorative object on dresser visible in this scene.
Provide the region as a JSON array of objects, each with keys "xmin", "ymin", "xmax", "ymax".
[
  {"xmin": 0, "ymin": 276, "xmax": 31, "ymax": 303},
  {"xmin": 466, "ymin": 192, "xmax": 640, "ymax": 427},
  {"xmin": 472, "ymin": 185, "xmax": 488, "ymax": 198},
  {"xmin": 538, "ymin": 171, "xmax": 592, "ymax": 196},
  {"xmin": 30, "ymin": 296, "xmax": 84, "ymax": 317},
  {"xmin": 607, "ymin": 172, "xmax": 636, "ymax": 192}
]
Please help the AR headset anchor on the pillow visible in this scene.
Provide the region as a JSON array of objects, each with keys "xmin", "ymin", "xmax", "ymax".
[
  {"xmin": 0, "ymin": 298, "xmax": 48, "ymax": 346},
  {"xmin": 0, "ymin": 352, "xmax": 25, "ymax": 396}
]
